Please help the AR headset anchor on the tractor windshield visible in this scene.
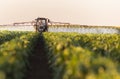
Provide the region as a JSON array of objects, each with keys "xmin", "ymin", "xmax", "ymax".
[{"xmin": 41, "ymin": 20, "xmax": 46, "ymax": 26}]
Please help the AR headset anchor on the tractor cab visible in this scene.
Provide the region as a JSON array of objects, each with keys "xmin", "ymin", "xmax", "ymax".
[{"xmin": 34, "ymin": 17, "xmax": 50, "ymax": 32}]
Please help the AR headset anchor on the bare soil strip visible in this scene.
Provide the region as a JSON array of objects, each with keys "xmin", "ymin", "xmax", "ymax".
[{"xmin": 26, "ymin": 36, "xmax": 52, "ymax": 79}]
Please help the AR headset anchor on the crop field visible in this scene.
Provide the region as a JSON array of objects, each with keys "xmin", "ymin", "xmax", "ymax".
[{"xmin": 0, "ymin": 31, "xmax": 120, "ymax": 79}]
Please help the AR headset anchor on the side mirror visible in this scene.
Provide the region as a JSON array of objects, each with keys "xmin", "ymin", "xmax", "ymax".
[{"xmin": 48, "ymin": 19, "xmax": 51, "ymax": 23}]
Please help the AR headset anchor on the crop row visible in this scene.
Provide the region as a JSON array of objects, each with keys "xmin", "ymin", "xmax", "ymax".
[
  {"xmin": 0, "ymin": 31, "xmax": 30, "ymax": 45},
  {"xmin": 43, "ymin": 32, "xmax": 120, "ymax": 79},
  {"xmin": 72, "ymin": 34, "xmax": 120, "ymax": 62},
  {"xmin": 0, "ymin": 32, "xmax": 39, "ymax": 79}
]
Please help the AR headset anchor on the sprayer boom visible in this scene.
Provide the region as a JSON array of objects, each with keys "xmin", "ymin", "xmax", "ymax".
[{"xmin": 1, "ymin": 17, "xmax": 120, "ymax": 34}]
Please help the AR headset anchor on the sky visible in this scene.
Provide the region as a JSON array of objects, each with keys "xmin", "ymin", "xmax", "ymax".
[{"xmin": 0, "ymin": 0, "xmax": 120, "ymax": 25}]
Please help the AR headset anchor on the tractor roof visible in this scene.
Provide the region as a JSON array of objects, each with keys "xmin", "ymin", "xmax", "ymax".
[{"xmin": 35, "ymin": 17, "xmax": 49, "ymax": 20}]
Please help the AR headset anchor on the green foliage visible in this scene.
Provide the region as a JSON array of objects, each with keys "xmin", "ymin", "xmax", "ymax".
[
  {"xmin": 1, "ymin": 31, "xmax": 120, "ymax": 79},
  {"xmin": 0, "ymin": 31, "xmax": 29, "ymax": 45},
  {"xmin": 0, "ymin": 31, "xmax": 39, "ymax": 79},
  {"xmin": 43, "ymin": 32, "xmax": 120, "ymax": 79}
]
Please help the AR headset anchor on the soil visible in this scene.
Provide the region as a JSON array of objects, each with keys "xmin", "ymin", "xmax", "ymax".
[{"xmin": 25, "ymin": 36, "xmax": 52, "ymax": 79}]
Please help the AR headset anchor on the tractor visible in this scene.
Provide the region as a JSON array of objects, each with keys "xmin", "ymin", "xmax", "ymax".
[
  {"xmin": 12, "ymin": 17, "xmax": 70, "ymax": 32},
  {"xmin": 34, "ymin": 17, "xmax": 51, "ymax": 32}
]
